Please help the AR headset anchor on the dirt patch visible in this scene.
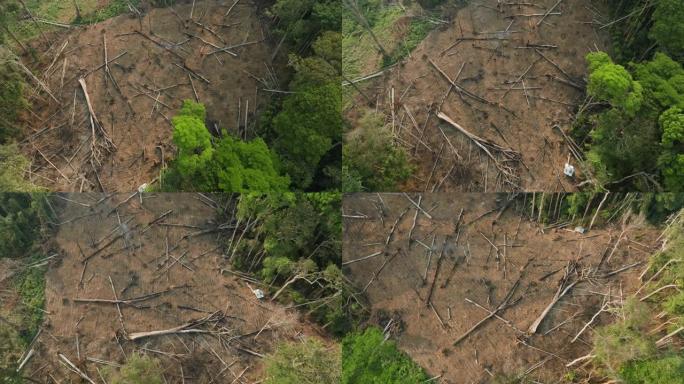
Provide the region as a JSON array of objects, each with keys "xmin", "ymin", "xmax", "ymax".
[
  {"xmin": 343, "ymin": 193, "xmax": 660, "ymax": 383},
  {"xmin": 25, "ymin": 193, "xmax": 324, "ymax": 383},
  {"xmin": 20, "ymin": 1, "xmax": 281, "ymax": 191},
  {"xmin": 347, "ymin": 0, "xmax": 611, "ymax": 191}
]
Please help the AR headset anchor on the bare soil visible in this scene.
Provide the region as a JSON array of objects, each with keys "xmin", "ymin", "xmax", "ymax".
[
  {"xmin": 24, "ymin": 193, "xmax": 324, "ymax": 383},
  {"xmin": 19, "ymin": 0, "xmax": 281, "ymax": 192},
  {"xmin": 343, "ymin": 193, "xmax": 660, "ymax": 383},
  {"xmin": 347, "ymin": 0, "xmax": 611, "ymax": 192}
]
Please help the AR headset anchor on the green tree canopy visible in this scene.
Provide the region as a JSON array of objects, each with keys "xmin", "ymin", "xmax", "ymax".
[
  {"xmin": 165, "ymin": 100, "xmax": 289, "ymax": 192},
  {"xmin": 657, "ymin": 107, "xmax": 684, "ymax": 190},
  {"xmin": 343, "ymin": 111, "xmax": 413, "ymax": 191},
  {"xmin": 342, "ymin": 327, "xmax": 428, "ymax": 384},
  {"xmin": 650, "ymin": 0, "xmax": 684, "ymax": 59},
  {"xmin": 0, "ymin": 48, "xmax": 28, "ymax": 143},
  {"xmin": 587, "ymin": 52, "xmax": 643, "ymax": 115},
  {"xmin": 0, "ymin": 144, "xmax": 42, "ymax": 192},
  {"xmin": 583, "ymin": 52, "xmax": 684, "ymax": 189},
  {"xmin": 271, "ymin": 84, "xmax": 342, "ymax": 189}
]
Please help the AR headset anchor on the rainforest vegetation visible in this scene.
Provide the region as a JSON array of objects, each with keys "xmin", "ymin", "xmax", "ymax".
[{"xmin": 575, "ymin": 0, "xmax": 684, "ymax": 191}]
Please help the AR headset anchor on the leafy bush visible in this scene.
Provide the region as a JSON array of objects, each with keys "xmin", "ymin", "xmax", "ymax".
[
  {"xmin": 0, "ymin": 144, "xmax": 41, "ymax": 192},
  {"xmin": 232, "ymin": 193, "xmax": 362, "ymax": 335},
  {"xmin": 581, "ymin": 52, "xmax": 684, "ymax": 190},
  {"xmin": 343, "ymin": 111, "xmax": 413, "ymax": 191},
  {"xmin": 270, "ymin": 83, "xmax": 342, "ymax": 189},
  {"xmin": 74, "ymin": 0, "xmax": 140, "ymax": 24},
  {"xmin": 0, "ymin": 48, "xmax": 28, "ymax": 144},
  {"xmin": 265, "ymin": 338, "xmax": 340, "ymax": 384},
  {"xmin": 163, "ymin": 100, "xmax": 290, "ymax": 192},
  {"xmin": 106, "ymin": 354, "xmax": 163, "ymax": 384},
  {"xmin": 0, "ymin": 323, "xmax": 23, "ymax": 373},
  {"xmin": 269, "ymin": 0, "xmax": 341, "ymax": 48},
  {"xmin": 593, "ymin": 299, "xmax": 655, "ymax": 373},
  {"xmin": 0, "ymin": 193, "xmax": 45, "ymax": 259},
  {"xmin": 342, "ymin": 327, "xmax": 428, "ymax": 383},
  {"xmin": 619, "ymin": 354, "xmax": 684, "ymax": 384},
  {"xmin": 650, "ymin": 0, "xmax": 684, "ymax": 60}
]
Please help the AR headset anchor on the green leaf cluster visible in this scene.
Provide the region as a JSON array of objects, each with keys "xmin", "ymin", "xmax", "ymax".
[
  {"xmin": 106, "ymin": 354, "xmax": 163, "ymax": 384},
  {"xmin": 0, "ymin": 193, "xmax": 45, "ymax": 259},
  {"xmin": 270, "ymin": 83, "xmax": 342, "ymax": 189},
  {"xmin": 164, "ymin": 100, "xmax": 289, "ymax": 192},
  {"xmin": 584, "ymin": 52, "xmax": 684, "ymax": 189},
  {"xmin": 650, "ymin": 0, "xmax": 684, "ymax": 60},
  {"xmin": 342, "ymin": 327, "xmax": 428, "ymax": 383},
  {"xmin": 0, "ymin": 47, "xmax": 28, "ymax": 144},
  {"xmin": 343, "ymin": 111, "xmax": 413, "ymax": 191},
  {"xmin": 265, "ymin": 338, "xmax": 340, "ymax": 384}
]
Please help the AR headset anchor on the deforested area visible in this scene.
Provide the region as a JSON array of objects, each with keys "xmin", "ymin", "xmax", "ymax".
[
  {"xmin": 342, "ymin": 192, "xmax": 684, "ymax": 383},
  {"xmin": 342, "ymin": 0, "xmax": 684, "ymax": 193},
  {"xmin": 0, "ymin": 192, "xmax": 349, "ymax": 383},
  {"xmin": 0, "ymin": 0, "xmax": 341, "ymax": 193}
]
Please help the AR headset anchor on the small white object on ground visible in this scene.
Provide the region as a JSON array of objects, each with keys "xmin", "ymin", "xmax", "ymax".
[
  {"xmin": 253, "ymin": 289, "xmax": 265, "ymax": 300},
  {"xmin": 564, "ymin": 163, "xmax": 575, "ymax": 177}
]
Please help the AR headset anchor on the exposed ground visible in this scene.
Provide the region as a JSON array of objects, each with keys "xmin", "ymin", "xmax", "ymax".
[
  {"xmin": 345, "ymin": 0, "xmax": 611, "ymax": 191},
  {"xmin": 17, "ymin": 0, "xmax": 281, "ymax": 191},
  {"xmin": 23, "ymin": 193, "xmax": 323, "ymax": 383},
  {"xmin": 343, "ymin": 193, "xmax": 660, "ymax": 383}
]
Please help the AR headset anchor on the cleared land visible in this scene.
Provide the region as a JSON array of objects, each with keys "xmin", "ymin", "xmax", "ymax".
[
  {"xmin": 345, "ymin": 0, "xmax": 611, "ymax": 191},
  {"xmin": 17, "ymin": 1, "xmax": 281, "ymax": 191},
  {"xmin": 21, "ymin": 193, "xmax": 324, "ymax": 383},
  {"xmin": 343, "ymin": 193, "xmax": 660, "ymax": 383}
]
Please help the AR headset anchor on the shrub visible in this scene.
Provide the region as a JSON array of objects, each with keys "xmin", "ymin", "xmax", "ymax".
[
  {"xmin": 593, "ymin": 300, "xmax": 655, "ymax": 373},
  {"xmin": 106, "ymin": 354, "xmax": 163, "ymax": 384},
  {"xmin": 582, "ymin": 52, "xmax": 684, "ymax": 189},
  {"xmin": 0, "ymin": 48, "xmax": 28, "ymax": 143},
  {"xmin": 650, "ymin": 0, "xmax": 684, "ymax": 59},
  {"xmin": 343, "ymin": 111, "xmax": 413, "ymax": 191},
  {"xmin": 342, "ymin": 327, "xmax": 428, "ymax": 383},
  {"xmin": 619, "ymin": 354, "xmax": 684, "ymax": 384},
  {"xmin": 0, "ymin": 144, "xmax": 41, "ymax": 192},
  {"xmin": 265, "ymin": 338, "xmax": 340, "ymax": 384},
  {"xmin": 163, "ymin": 101, "xmax": 289, "ymax": 192}
]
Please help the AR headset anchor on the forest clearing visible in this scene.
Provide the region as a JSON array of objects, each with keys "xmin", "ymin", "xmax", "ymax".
[
  {"xmin": 342, "ymin": 193, "xmax": 684, "ymax": 383},
  {"xmin": 342, "ymin": 0, "xmax": 684, "ymax": 193}
]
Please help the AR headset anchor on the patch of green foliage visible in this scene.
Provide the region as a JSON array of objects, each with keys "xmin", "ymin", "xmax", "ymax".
[
  {"xmin": 594, "ymin": 299, "xmax": 656, "ymax": 374},
  {"xmin": 74, "ymin": 0, "xmax": 140, "ymax": 25},
  {"xmin": 0, "ymin": 48, "xmax": 28, "ymax": 144},
  {"xmin": 269, "ymin": 83, "xmax": 342, "ymax": 189},
  {"xmin": 342, "ymin": 327, "xmax": 428, "ymax": 383},
  {"xmin": 14, "ymin": 259, "xmax": 46, "ymax": 343},
  {"xmin": 0, "ymin": 194, "xmax": 50, "ymax": 380},
  {"xmin": 590, "ymin": 214, "xmax": 684, "ymax": 384},
  {"xmin": 516, "ymin": 192, "xmax": 684, "ymax": 229},
  {"xmin": 384, "ymin": 17, "xmax": 434, "ymax": 66},
  {"xmin": 0, "ymin": 144, "xmax": 42, "ymax": 192},
  {"xmin": 259, "ymin": 0, "xmax": 342, "ymax": 190},
  {"xmin": 619, "ymin": 354, "xmax": 684, "ymax": 384},
  {"xmin": 0, "ymin": 322, "xmax": 24, "ymax": 380},
  {"xmin": 580, "ymin": 52, "xmax": 684, "ymax": 190},
  {"xmin": 268, "ymin": 0, "xmax": 340, "ymax": 48},
  {"xmin": 604, "ymin": 0, "xmax": 683, "ymax": 64},
  {"xmin": 0, "ymin": 193, "xmax": 45, "ymax": 258},
  {"xmin": 264, "ymin": 338, "xmax": 340, "ymax": 384},
  {"xmin": 649, "ymin": 0, "xmax": 684, "ymax": 61},
  {"xmin": 343, "ymin": 111, "xmax": 413, "ymax": 191},
  {"xmin": 231, "ymin": 193, "xmax": 363, "ymax": 336},
  {"xmin": 162, "ymin": 100, "xmax": 290, "ymax": 192},
  {"xmin": 105, "ymin": 354, "xmax": 163, "ymax": 384}
]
